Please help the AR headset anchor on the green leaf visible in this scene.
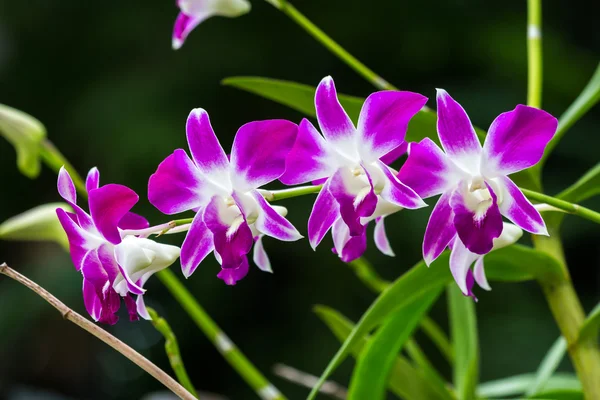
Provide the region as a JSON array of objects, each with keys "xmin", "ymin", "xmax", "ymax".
[
  {"xmin": 578, "ymin": 301, "xmax": 600, "ymax": 342},
  {"xmin": 448, "ymin": 285, "xmax": 479, "ymax": 400},
  {"xmin": 314, "ymin": 306, "xmax": 453, "ymax": 400},
  {"xmin": 558, "ymin": 163, "xmax": 600, "ymax": 203},
  {"xmin": 528, "ymin": 388, "xmax": 584, "ymax": 400},
  {"xmin": 478, "ymin": 373, "xmax": 580, "ymax": 398},
  {"xmin": 542, "ymin": 62, "xmax": 600, "ymax": 165},
  {"xmin": 0, "ymin": 104, "xmax": 46, "ymax": 178},
  {"xmin": 527, "ymin": 337, "xmax": 568, "ymax": 396},
  {"xmin": 0, "ymin": 203, "xmax": 71, "ymax": 250},
  {"xmin": 306, "ymin": 244, "xmax": 562, "ymax": 399},
  {"xmin": 347, "ymin": 289, "xmax": 443, "ymax": 400}
]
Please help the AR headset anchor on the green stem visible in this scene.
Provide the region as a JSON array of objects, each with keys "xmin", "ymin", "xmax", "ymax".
[
  {"xmin": 527, "ymin": 0, "xmax": 543, "ymax": 108},
  {"xmin": 39, "ymin": 139, "xmax": 86, "ymax": 194},
  {"xmin": 266, "ymin": 185, "xmax": 322, "ymax": 202},
  {"xmin": 147, "ymin": 308, "xmax": 199, "ymax": 398},
  {"xmin": 266, "ymin": 0, "xmax": 397, "ymax": 91},
  {"xmin": 521, "ymin": 188, "xmax": 600, "ymax": 225},
  {"xmin": 405, "ymin": 339, "xmax": 456, "ymax": 400},
  {"xmin": 156, "ymin": 269, "xmax": 287, "ymax": 400}
]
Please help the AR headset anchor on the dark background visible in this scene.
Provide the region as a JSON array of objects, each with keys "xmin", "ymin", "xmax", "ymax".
[{"xmin": 0, "ymin": 0, "xmax": 598, "ymax": 399}]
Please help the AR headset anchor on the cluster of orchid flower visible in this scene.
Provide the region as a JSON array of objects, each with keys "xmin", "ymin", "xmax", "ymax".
[{"xmin": 55, "ymin": 75, "xmax": 558, "ymax": 325}]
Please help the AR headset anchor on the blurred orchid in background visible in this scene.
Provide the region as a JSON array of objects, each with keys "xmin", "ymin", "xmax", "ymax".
[
  {"xmin": 148, "ymin": 109, "xmax": 301, "ymax": 285},
  {"xmin": 172, "ymin": 0, "xmax": 251, "ymax": 50},
  {"xmin": 399, "ymin": 89, "xmax": 557, "ymax": 290},
  {"xmin": 56, "ymin": 167, "xmax": 180, "ymax": 324},
  {"xmin": 280, "ymin": 76, "xmax": 427, "ymax": 262}
]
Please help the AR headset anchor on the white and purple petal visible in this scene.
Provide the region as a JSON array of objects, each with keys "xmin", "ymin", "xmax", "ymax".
[
  {"xmin": 217, "ymin": 257, "xmax": 250, "ymax": 285},
  {"xmin": 88, "ymin": 183, "xmax": 139, "ymax": 245},
  {"xmin": 280, "ymin": 118, "xmax": 336, "ymax": 185},
  {"xmin": 473, "ymin": 256, "xmax": 491, "ymax": 291},
  {"xmin": 56, "ymin": 208, "xmax": 103, "ymax": 271},
  {"xmin": 374, "ymin": 217, "xmax": 394, "ymax": 257},
  {"xmin": 86, "ymin": 167, "xmax": 100, "ymax": 193},
  {"xmin": 376, "ymin": 160, "xmax": 426, "ymax": 209},
  {"xmin": 230, "ymin": 119, "xmax": 298, "ymax": 190},
  {"xmin": 482, "ymin": 105, "xmax": 558, "ymax": 176},
  {"xmin": 357, "ymin": 90, "xmax": 427, "ymax": 161},
  {"xmin": 331, "ymin": 217, "xmax": 367, "ymax": 263},
  {"xmin": 253, "ymin": 235, "xmax": 271, "ymax": 272},
  {"xmin": 436, "ymin": 89, "xmax": 482, "ymax": 173},
  {"xmin": 450, "ymin": 181, "xmax": 503, "ymax": 255},
  {"xmin": 379, "ymin": 142, "xmax": 408, "ymax": 166},
  {"xmin": 186, "ymin": 108, "xmax": 230, "ymax": 176},
  {"xmin": 449, "ymin": 238, "xmax": 480, "ymax": 296},
  {"xmin": 180, "ymin": 210, "xmax": 215, "ymax": 278},
  {"xmin": 423, "ymin": 191, "xmax": 456, "ymax": 265},
  {"xmin": 308, "ymin": 179, "xmax": 340, "ymax": 249},
  {"xmin": 496, "ymin": 176, "xmax": 548, "ymax": 235},
  {"xmin": 398, "ymin": 138, "xmax": 462, "ymax": 198},
  {"xmin": 148, "ymin": 149, "xmax": 206, "ymax": 215},
  {"xmin": 247, "ymin": 190, "xmax": 302, "ymax": 241}
]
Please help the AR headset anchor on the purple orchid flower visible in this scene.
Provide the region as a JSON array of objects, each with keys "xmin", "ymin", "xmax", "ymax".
[
  {"xmin": 399, "ymin": 89, "xmax": 558, "ymax": 290},
  {"xmin": 172, "ymin": 0, "xmax": 251, "ymax": 50},
  {"xmin": 56, "ymin": 167, "xmax": 181, "ymax": 325},
  {"xmin": 148, "ymin": 109, "xmax": 302, "ymax": 284},
  {"xmin": 280, "ymin": 76, "xmax": 428, "ymax": 261},
  {"xmin": 452, "ymin": 222, "xmax": 523, "ymax": 300}
]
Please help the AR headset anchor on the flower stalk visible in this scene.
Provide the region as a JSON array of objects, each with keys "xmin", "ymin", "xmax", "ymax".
[
  {"xmin": 527, "ymin": 0, "xmax": 543, "ymax": 108},
  {"xmin": 266, "ymin": 1, "xmax": 397, "ymax": 91},
  {"xmin": 156, "ymin": 268, "xmax": 286, "ymax": 400},
  {"xmin": 0, "ymin": 263, "xmax": 197, "ymax": 400}
]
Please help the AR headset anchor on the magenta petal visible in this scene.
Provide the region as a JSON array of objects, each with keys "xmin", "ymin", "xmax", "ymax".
[
  {"xmin": 331, "ymin": 218, "xmax": 367, "ymax": 263},
  {"xmin": 252, "ymin": 235, "xmax": 271, "ymax": 272},
  {"xmin": 423, "ymin": 191, "xmax": 456, "ymax": 265},
  {"xmin": 308, "ymin": 179, "xmax": 339, "ymax": 249},
  {"xmin": 497, "ymin": 176, "xmax": 548, "ymax": 235},
  {"xmin": 118, "ymin": 212, "xmax": 149, "ymax": 230},
  {"xmin": 329, "ymin": 167, "xmax": 377, "ymax": 237},
  {"xmin": 186, "ymin": 108, "xmax": 229, "ymax": 173},
  {"xmin": 56, "ymin": 208, "xmax": 97, "ymax": 271},
  {"xmin": 172, "ymin": 12, "xmax": 204, "ymax": 50},
  {"xmin": 248, "ymin": 190, "xmax": 302, "ymax": 241},
  {"xmin": 379, "ymin": 142, "xmax": 408, "ymax": 165},
  {"xmin": 217, "ymin": 257, "xmax": 250, "ymax": 285},
  {"xmin": 449, "ymin": 238, "xmax": 479, "ymax": 296},
  {"xmin": 436, "ymin": 89, "xmax": 481, "ymax": 167},
  {"xmin": 83, "ymin": 279, "xmax": 103, "ymax": 322},
  {"xmin": 483, "ymin": 105, "xmax": 558, "ymax": 176},
  {"xmin": 374, "ymin": 217, "xmax": 394, "ymax": 257},
  {"xmin": 86, "ymin": 167, "xmax": 100, "ymax": 193},
  {"xmin": 398, "ymin": 138, "xmax": 460, "ymax": 198},
  {"xmin": 203, "ymin": 196, "xmax": 253, "ymax": 270},
  {"xmin": 180, "ymin": 210, "xmax": 215, "ymax": 278},
  {"xmin": 450, "ymin": 182, "xmax": 503, "ymax": 255},
  {"xmin": 315, "ymin": 76, "xmax": 355, "ymax": 143},
  {"xmin": 89, "ymin": 184, "xmax": 138, "ymax": 244},
  {"xmin": 377, "ymin": 161, "xmax": 426, "ymax": 209},
  {"xmin": 148, "ymin": 149, "xmax": 205, "ymax": 215},
  {"xmin": 230, "ymin": 119, "xmax": 298, "ymax": 190},
  {"xmin": 358, "ymin": 91, "xmax": 427, "ymax": 160},
  {"xmin": 124, "ymin": 295, "xmax": 140, "ymax": 322},
  {"xmin": 80, "ymin": 247, "xmax": 120, "ymax": 325},
  {"xmin": 58, "ymin": 167, "xmax": 77, "ymax": 204},
  {"xmin": 280, "ymin": 118, "xmax": 334, "ymax": 185}
]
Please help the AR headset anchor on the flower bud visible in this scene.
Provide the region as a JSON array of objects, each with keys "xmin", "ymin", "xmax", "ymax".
[
  {"xmin": 0, "ymin": 104, "xmax": 46, "ymax": 178},
  {"xmin": 0, "ymin": 203, "xmax": 71, "ymax": 249}
]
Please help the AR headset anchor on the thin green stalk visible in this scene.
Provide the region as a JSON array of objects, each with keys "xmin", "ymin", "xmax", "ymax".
[
  {"xmin": 266, "ymin": 0, "xmax": 397, "ymax": 91},
  {"xmin": 405, "ymin": 339, "xmax": 456, "ymax": 399},
  {"xmin": 420, "ymin": 316, "xmax": 455, "ymax": 364},
  {"xmin": 266, "ymin": 185, "xmax": 322, "ymax": 202},
  {"xmin": 156, "ymin": 269, "xmax": 287, "ymax": 400},
  {"xmin": 521, "ymin": 188, "xmax": 600, "ymax": 225},
  {"xmin": 527, "ymin": 0, "xmax": 543, "ymax": 108},
  {"xmin": 147, "ymin": 308, "xmax": 199, "ymax": 398}
]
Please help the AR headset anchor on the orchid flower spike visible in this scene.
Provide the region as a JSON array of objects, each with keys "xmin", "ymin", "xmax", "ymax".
[
  {"xmin": 452, "ymin": 223, "xmax": 523, "ymax": 300},
  {"xmin": 280, "ymin": 76, "xmax": 428, "ymax": 262},
  {"xmin": 148, "ymin": 109, "xmax": 302, "ymax": 284},
  {"xmin": 399, "ymin": 89, "xmax": 558, "ymax": 273},
  {"xmin": 56, "ymin": 167, "xmax": 180, "ymax": 325},
  {"xmin": 173, "ymin": 0, "xmax": 251, "ymax": 50}
]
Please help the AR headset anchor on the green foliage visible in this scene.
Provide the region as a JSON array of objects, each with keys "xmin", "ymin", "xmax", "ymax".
[
  {"xmin": 347, "ymin": 289, "xmax": 442, "ymax": 399},
  {"xmin": 477, "ymin": 373, "xmax": 581, "ymax": 398},
  {"xmin": 527, "ymin": 337, "xmax": 568, "ymax": 396},
  {"xmin": 306, "ymin": 245, "xmax": 562, "ymax": 399},
  {"xmin": 314, "ymin": 306, "xmax": 453, "ymax": 400},
  {"xmin": 578, "ymin": 302, "xmax": 600, "ymax": 342},
  {"xmin": 0, "ymin": 104, "xmax": 46, "ymax": 178},
  {"xmin": 557, "ymin": 163, "xmax": 600, "ymax": 203},
  {"xmin": 448, "ymin": 285, "xmax": 478, "ymax": 400}
]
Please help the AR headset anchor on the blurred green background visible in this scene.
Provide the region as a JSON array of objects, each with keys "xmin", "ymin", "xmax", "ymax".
[{"xmin": 0, "ymin": 0, "xmax": 598, "ymax": 399}]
